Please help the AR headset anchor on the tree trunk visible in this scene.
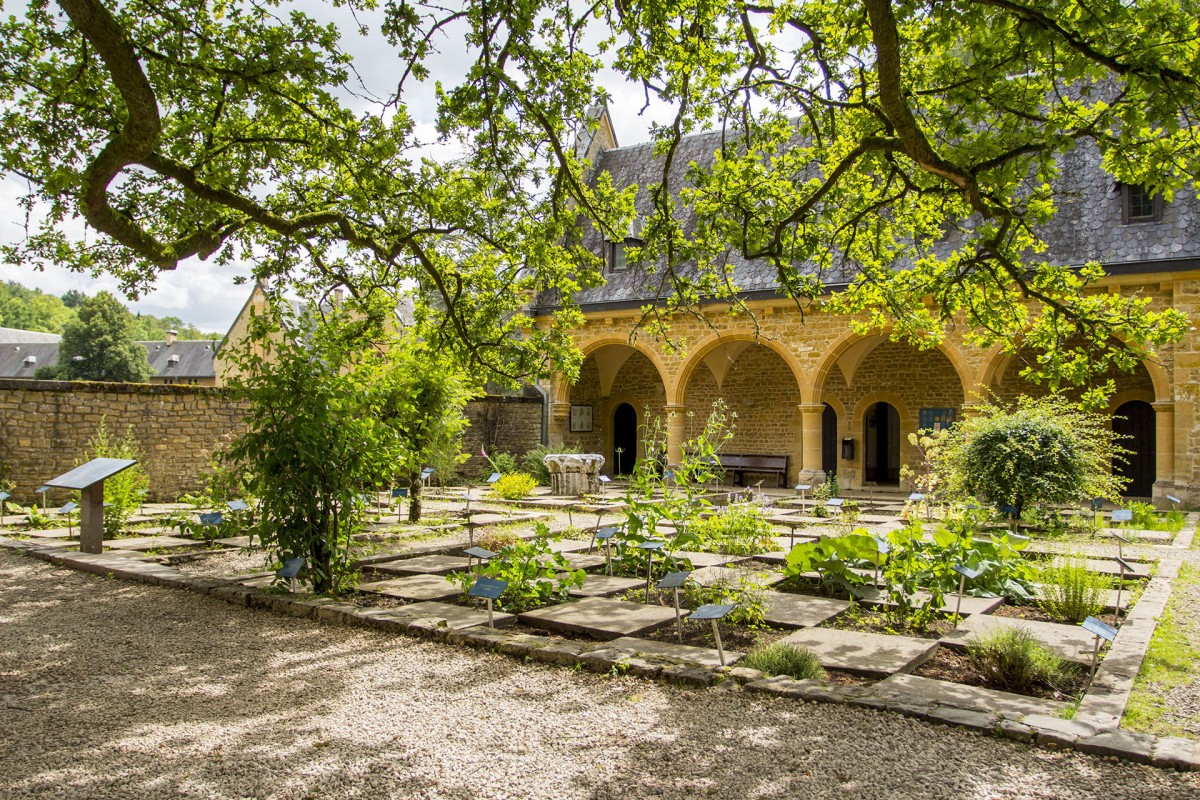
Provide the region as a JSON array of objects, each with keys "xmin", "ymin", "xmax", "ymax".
[{"xmin": 408, "ymin": 471, "xmax": 422, "ymax": 523}]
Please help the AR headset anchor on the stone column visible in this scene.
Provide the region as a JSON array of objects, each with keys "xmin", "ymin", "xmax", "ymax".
[
  {"xmin": 664, "ymin": 404, "xmax": 687, "ymax": 468},
  {"xmin": 1153, "ymin": 400, "xmax": 1176, "ymax": 501},
  {"xmin": 797, "ymin": 403, "xmax": 826, "ymax": 487},
  {"xmin": 548, "ymin": 402, "xmax": 571, "ymax": 448},
  {"xmin": 960, "ymin": 402, "xmax": 986, "ymax": 420}
]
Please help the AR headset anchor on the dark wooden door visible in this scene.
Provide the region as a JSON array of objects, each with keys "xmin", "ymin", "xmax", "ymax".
[
  {"xmin": 864, "ymin": 402, "xmax": 900, "ymax": 484},
  {"xmin": 613, "ymin": 403, "xmax": 638, "ymax": 475},
  {"xmin": 1113, "ymin": 400, "xmax": 1155, "ymax": 497},
  {"xmin": 821, "ymin": 403, "xmax": 838, "ymax": 475}
]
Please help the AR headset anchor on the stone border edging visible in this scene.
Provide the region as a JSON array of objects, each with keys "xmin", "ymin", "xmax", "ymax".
[{"xmin": 2, "ymin": 535, "xmax": 1198, "ymax": 772}]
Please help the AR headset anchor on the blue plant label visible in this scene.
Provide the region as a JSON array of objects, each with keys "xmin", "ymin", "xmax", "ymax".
[
  {"xmin": 199, "ymin": 512, "xmax": 223, "ymax": 526},
  {"xmin": 1111, "ymin": 509, "xmax": 1133, "ymax": 523},
  {"xmin": 464, "ymin": 547, "xmax": 496, "ymax": 560},
  {"xmin": 826, "ymin": 498, "xmax": 844, "ymax": 507},
  {"xmin": 794, "ymin": 484, "xmax": 812, "ymax": 492},
  {"xmin": 226, "ymin": 499, "xmax": 250, "ymax": 511},
  {"xmin": 487, "ymin": 473, "xmax": 502, "ymax": 484},
  {"xmin": 58, "ymin": 501, "xmax": 78, "ymax": 514},
  {"xmin": 277, "ymin": 557, "xmax": 306, "ymax": 579},
  {"xmin": 595, "ymin": 527, "xmax": 617, "ymax": 540},
  {"xmin": 391, "ymin": 487, "xmax": 409, "ymax": 498},
  {"xmin": 598, "ymin": 475, "xmax": 612, "ymax": 483},
  {"xmin": 468, "ymin": 577, "xmax": 507, "ymax": 600},
  {"xmin": 689, "ymin": 603, "xmax": 735, "ymax": 621},
  {"xmin": 1082, "ymin": 616, "xmax": 1117, "ymax": 642},
  {"xmin": 636, "ymin": 540, "xmax": 666, "ymax": 551},
  {"xmin": 1168, "ymin": 495, "xmax": 1181, "ymax": 504},
  {"xmin": 908, "ymin": 492, "xmax": 925, "ymax": 502},
  {"xmin": 657, "ymin": 570, "xmax": 691, "ymax": 589},
  {"xmin": 953, "ymin": 563, "xmax": 983, "ymax": 580}
]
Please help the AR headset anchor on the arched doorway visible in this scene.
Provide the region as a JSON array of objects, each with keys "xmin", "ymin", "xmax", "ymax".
[
  {"xmin": 864, "ymin": 402, "xmax": 900, "ymax": 485},
  {"xmin": 821, "ymin": 403, "xmax": 838, "ymax": 475},
  {"xmin": 1113, "ymin": 400, "xmax": 1155, "ymax": 497},
  {"xmin": 613, "ymin": 403, "xmax": 638, "ymax": 475}
]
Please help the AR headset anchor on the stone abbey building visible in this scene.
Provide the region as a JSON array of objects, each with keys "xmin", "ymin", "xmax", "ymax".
[{"xmin": 533, "ymin": 108, "xmax": 1199, "ymax": 504}]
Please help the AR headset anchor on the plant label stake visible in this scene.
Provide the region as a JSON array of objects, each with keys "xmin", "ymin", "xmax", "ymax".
[
  {"xmin": 392, "ymin": 487, "xmax": 408, "ymax": 519},
  {"xmin": 1090, "ymin": 497, "xmax": 1104, "ymax": 530},
  {"xmin": 636, "ymin": 541, "xmax": 665, "ymax": 602},
  {"xmin": 1113, "ymin": 556, "xmax": 1134, "ymax": 623},
  {"xmin": 1110, "ymin": 530, "xmax": 1130, "ymax": 561},
  {"xmin": 1082, "ymin": 616, "xmax": 1117, "ymax": 681},
  {"xmin": 277, "ymin": 557, "xmax": 306, "ymax": 594},
  {"xmin": 35, "ymin": 485, "xmax": 49, "ymax": 512},
  {"xmin": 951, "ymin": 564, "xmax": 982, "ymax": 629},
  {"xmin": 794, "ymin": 484, "xmax": 811, "ymax": 507},
  {"xmin": 689, "ymin": 604, "xmax": 735, "ymax": 666},
  {"xmin": 464, "ymin": 546, "xmax": 496, "ymax": 576},
  {"xmin": 593, "ymin": 527, "xmax": 617, "ymax": 574},
  {"xmin": 469, "ymin": 577, "xmax": 507, "ymax": 628},
  {"xmin": 873, "ymin": 535, "xmax": 891, "ymax": 583},
  {"xmin": 658, "ymin": 571, "xmax": 691, "ymax": 643}
]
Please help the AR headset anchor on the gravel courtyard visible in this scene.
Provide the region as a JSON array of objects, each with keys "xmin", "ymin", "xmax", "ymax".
[{"xmin": 2, "ymin": 550, "xmax": 1198, "ymax": 800}]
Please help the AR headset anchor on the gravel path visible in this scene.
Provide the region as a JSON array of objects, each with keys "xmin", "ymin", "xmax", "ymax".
[{"xmin": 2, "ymin": 550, "xmax": 1199, "ymax": 800}]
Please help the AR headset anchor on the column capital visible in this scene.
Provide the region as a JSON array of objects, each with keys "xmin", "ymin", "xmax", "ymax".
[
  {"xmin": 797, "ymin": 403, "xmax": 826, "ymax": 415},
  {"xmin": 663, "ymin": 404, "xmax": 688, "ymax": 413},
  {"xmin": 1152, "ymin": 400, "xmax": 1176, "ymax": 412}
]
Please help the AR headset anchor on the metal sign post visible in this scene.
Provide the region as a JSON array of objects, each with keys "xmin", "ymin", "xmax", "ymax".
[
  {"xmin": 951, "ymin": 563, "xmax": 982, "ymax": 629},
  {"xmin": 278, "ymin": 557, "xmax": 306, "ymax": 593},
  {"xmin": 658, "ymin": 571, "xmax": 692, "ymax": 643},
  {"xmin": 594, "ymin": 527, "xmax": 617, "ymax": 574},
  {"xmin": 468, "ymin": 577, "xmax": 508, "ymax": 628},
  {"xmin": 391, "ymin": 487, "xmax": 408, "ymax": 518},
  {"xmin": 35, "ymin": 485, "xmax": 49, "ymax": 512},
  {"xmin": 873, "ymin": 535, "xmax": 891, "ymax": 583},
  {"xmin": 464, "ymin": 546, "xmax": 496, "ymax": 576},
  {"xmin": 636, "ymin": 540, "xmax": 665, "ymax": 601},
  {"xmin": 689, "ymin": 604, "xmax": 735, "ymax": 666},
  {"xmin": 1082, "ymin": 616, "xmax": 1118, "ymax": 681},
  {"xmin": 1113, "ymin": 556, "xmax": 1134, "ymax": 623},
  {"xmin": 57, "ymin": 501, "xmax": 79, "ymax": 538}
]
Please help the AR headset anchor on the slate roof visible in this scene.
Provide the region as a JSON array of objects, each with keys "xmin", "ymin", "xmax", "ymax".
[
  {"xmin": 0, "ymin": 343, "xmax": 59, "ymax": 378},
  {"xmin": 140, "ymin": 340, "xmax": 217, "ymax": 379},
  {"xmin": 540, "ymin": 124, "xmax": 1200, "ymax": 310},
  {"xmin": 0, "ymin": 327, "xmax": 61, "ymax": 343},
  {"xmin": 0, "ymin": 340, "xmax": 216, "ymax": 380}
]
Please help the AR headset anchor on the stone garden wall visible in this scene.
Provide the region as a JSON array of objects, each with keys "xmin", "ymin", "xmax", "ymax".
[
  {"xmin": 0, "ymin": 379, "xmax": 545, "ymax": 502},
  {"xmin": 0, "ymin": 378, "xmax": 246, "ymax": 503}
]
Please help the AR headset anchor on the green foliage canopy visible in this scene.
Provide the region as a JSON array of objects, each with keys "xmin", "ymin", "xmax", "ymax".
[
  {"xmin": 3, "ymin": 1, "xmax": 1195, "ymax": 386},
  {"xmin": 41, "ymin": 291, "xmax": 155, "ymax": 382},
  {"xmin": 931, "ymin": 396, "xmax": 1127, "ymax": 514}
]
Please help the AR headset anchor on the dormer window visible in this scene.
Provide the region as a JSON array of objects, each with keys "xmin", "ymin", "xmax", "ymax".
[
  {"xmin": 1121, "ymin": 183, "xmax": 1163, "ymax": 223},
  {"xmin": 608, "ymin": 240, "xmax": 629, "ymax": 273},
  {"xmin": 23, "ymin": 355, "xmax": 36, "ymax": 366}
]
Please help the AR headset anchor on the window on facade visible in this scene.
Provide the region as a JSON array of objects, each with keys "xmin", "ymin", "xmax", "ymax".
[
  {"xmin": 609, "ymin": 240, "xmax": 628, "ymax": 272},
  {"xmin": 1122, "ymin": 183, "xmax": 1163, "ymax": 223}
]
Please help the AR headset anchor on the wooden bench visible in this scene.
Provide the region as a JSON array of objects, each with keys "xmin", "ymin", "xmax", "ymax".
[{"xmin": 717, "ymin": 454, "xmax": 789, "ymax": 488}]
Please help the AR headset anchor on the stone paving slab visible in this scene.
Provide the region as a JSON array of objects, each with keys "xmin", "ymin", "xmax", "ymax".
[
  {"xmin": 216, "ymin": 536, "xmax": 256, "ymax": 548},
  {"xmin": 378, "ymin": 600, "xmax": 514, "ymax": 629},
  {"xmin": 518, "ymin": 597, "xmax": 679, "ymax": 640},
  {"xmin": 778, "ymin": 627, "xmax": 937, "ymax": 676},
  {"xmin": 762, "ymin": 593, "xmax": 850, "ymax": 628},
  {"xmin": 607, "ymin": 636, "xmax": 743, "ymax": 668},
  {"xmin": 940, "ymin": 614, "xmax": 1097, "ymax": 663},
  {"xmin": 373, "ymin": 555, "xmax": 472, "ymax": 575},
  {"xmin": 1101, "ymin": 527, "xmax": 1174, "ymax": 543},
  {"xmin": 21, "ymin": 528, "xmax": 73, "ymax": 539},
  {"xmin": 877, "ymin": 673, "xmax": 1066, "ymax": 718},
  {"xmin": 675, "ymin": 550, "xmax": 748, "ymax": 568},
  {"xmin": 689, "ymin": 565, "xmax": 787, "ymax": 589},
  {"xmin": 568, "ymin": 574, "xmax": 642, "ymax": 597},
  {"xmin": 103, "ymin": 535, "xmax": 197, "ymax": 551},
  {"xmin": 359, "ymin": 574, "xmax": 460, "ymax": 601}
]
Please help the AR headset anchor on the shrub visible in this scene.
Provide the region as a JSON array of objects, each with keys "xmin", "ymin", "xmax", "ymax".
[
  {"xmin": 480, "ymin": 451, "xmax": 520, "ymax": 481},
  {"xmin": 932, "ymin": 396, "xmax": 1125, "ymax": 516},
  {"xmin": 683, "ymin": 573, "xmax": 769, "ymax": 628},
  {"xmin": 85, "ymin": 419, "xmax": 149, "ymax": 538},
  {"xmin": 691, "ymin": 503, "xmax": 776, "ymax": 555},
  {"xmin": 966, "ymin": 626, "xmax": 1071, "ymax": 692},
  {"xmin": 741, "ymin": 642, "xmax": 826, "ymax": 680},
  {"xmin": 448, "ymin": 524, "xmax": 584, "ymax": 612},
  {"xmin": 492, "ymin": 472, "xmax": 537, "ymax": 500},
  {"xmin": 479, "ymin": 528, "xmax": 521, "ymax": 552},
  {"xmin": 522, "ymin": 443, "xmax": 581, "ymax": 486},
  {"xmin": 1038, "ymin": 556, "xmax": 1108, "ymax": 623}
]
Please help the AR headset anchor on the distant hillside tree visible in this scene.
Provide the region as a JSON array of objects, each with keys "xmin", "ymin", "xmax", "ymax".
[
  {"xmin": 0, "ymin": 281, "xmax": 72, "ymax": 332},
  {"xmin": 39, "ymin": 292, "xmax": 154, "ymax": 382}
]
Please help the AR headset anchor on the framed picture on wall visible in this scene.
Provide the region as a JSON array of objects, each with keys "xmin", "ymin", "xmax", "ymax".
[{"xmin": 569, "ymin": 404, "xmax": 593, "ymax": 433}]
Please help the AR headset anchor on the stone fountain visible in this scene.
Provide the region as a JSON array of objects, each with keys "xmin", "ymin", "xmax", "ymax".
[{"xmin": 543, "ymin": 453, "xmax": 606, "ymax": 496}]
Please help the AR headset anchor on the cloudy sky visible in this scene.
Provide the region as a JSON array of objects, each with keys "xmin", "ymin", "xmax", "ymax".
[{"xmin": 0, "ymin": 3, "xmax": 672, "ymax": 334}]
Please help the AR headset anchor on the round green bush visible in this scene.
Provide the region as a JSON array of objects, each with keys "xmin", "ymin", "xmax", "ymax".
[
  {"xmin": 740, "ymin": 641, "xmax": 826, "ymax": 680},
  {"xmin": 492, "ymin": 471, "xmax": 538, "ymax": 500}
]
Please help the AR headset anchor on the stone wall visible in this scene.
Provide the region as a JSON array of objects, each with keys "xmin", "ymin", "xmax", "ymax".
[
  {"xmin": 0, "ymin": 379, "xmax": 246, "ymax": 503},
  {"xmin": 0, "ymin": 379, "xmax": 545, "ymax": 502},
  {"xmin": 460, "ymin": 396, "xmax": 545, "ymax": 478}
]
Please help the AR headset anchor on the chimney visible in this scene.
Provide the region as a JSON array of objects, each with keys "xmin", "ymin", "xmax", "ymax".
[
  {"xmin": 165, "ymin": 329, "xmax": 178, "ymax": 345},
  {"xmin": 333, "ymin": 287, "xmax": 345, "ymax": 307}
]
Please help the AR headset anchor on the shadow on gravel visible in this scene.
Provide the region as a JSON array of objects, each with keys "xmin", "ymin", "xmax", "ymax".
[{"xmin": 2, "ymin": 551, "xmax": 1198, "ymax": 800}]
